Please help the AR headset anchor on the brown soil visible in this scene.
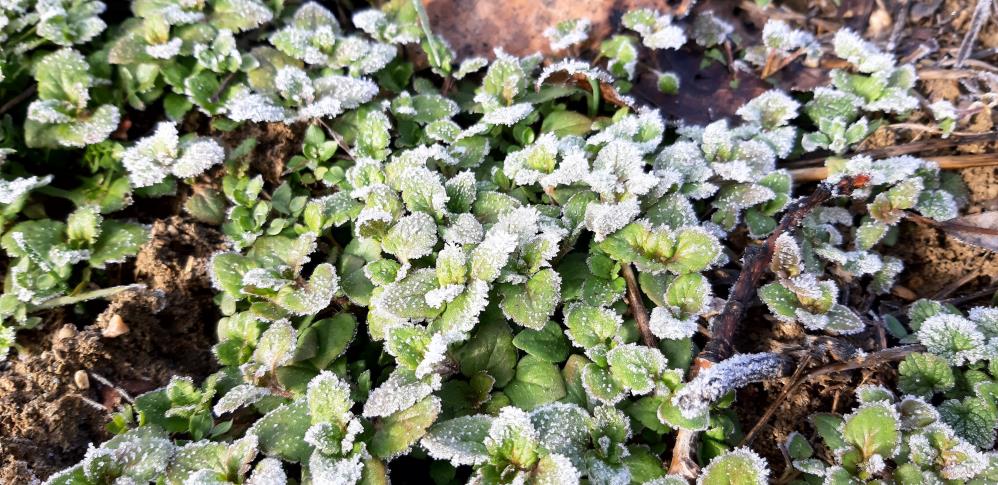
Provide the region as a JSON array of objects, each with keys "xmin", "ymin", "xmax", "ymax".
[
  {"xmin": 0, "ymin": 217, "xmax": 225, "ymax": 482},
  {"xmin": 894, "ymin": 166, "xmax": 998, "ymax": 298},
  {"xmin": 219, "ymin": 122, "xmax": 305, "ymax": 185}
]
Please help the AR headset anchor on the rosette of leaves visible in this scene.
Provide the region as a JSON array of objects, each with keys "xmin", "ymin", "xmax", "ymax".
[
  {"xmin": 0, "ymin": 205, "xmax": 148, "ymax": 357},
  {"xmin": 271, "ymin": 2, "xmax": 397, "ymax": 76},
  {"xmin": 121, "ymin": 121, "xmax": 225, "ymax": 189},
  {"xmin": 790, "ymin": 387, "xmax": 997, "ymax": 483},
  {"xmin": 211, "ymin": 231, "xmax": 340, "ymax": 318},
  {"xmin": 35, "ymin": 0, "xmax": 107, "ymax": 47},
  {"xmin": 759, "ymin": 233, "xmax": 865, "ymax": 335},
  {"xmin": 226, "ymin": 62, "xmax": 379, "ymax": 123},
  {"xmin": 25, "ymin": 48, "xmax": 121, "ymax": 148},
  {"xmin": 621, "ymin": 8, "xmax": 687, "ymax": 51},
  {"xmin": 105, "ymin": 0, "xmax": 273, "ymax": 113},
  {"xmin": 743, "ymin": 19, "xmax": 819, "ymax": 71}
]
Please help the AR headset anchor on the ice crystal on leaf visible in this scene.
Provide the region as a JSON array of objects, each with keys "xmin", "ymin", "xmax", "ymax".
[
  {"xmin": 673, "ymin": 352, "xmax": 785, "ymax": 419},
  {"xmin": 917, "ymin": 314, "xmax": 987, "ymax": 366},
  {"xmin": 544, "ymin": 18, "xmax": 591, "ymax": 51},
  {"xmin": 121, "ymin": 122, "xmax": 225, "ymax": 188},
  {"xmin": 622, "ymin": 9, "xmax": 686, "ymax": 50}
]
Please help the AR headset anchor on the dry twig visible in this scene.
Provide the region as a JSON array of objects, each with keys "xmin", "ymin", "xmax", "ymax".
[{"xmin": 621, "ymin": 263, "xmax": 656, "ymax": 347}]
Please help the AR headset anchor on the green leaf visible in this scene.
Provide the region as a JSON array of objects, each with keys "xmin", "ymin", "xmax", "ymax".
[
  {"xmin": 785, "ymin": 432, "xmax": 814, "ymax": 460},
  {"xmin": 253, "ymin": 320, "xmax": 297, "ymax": 373},
  {"xmin": 301, "ymin": 314, "xmax": 357, "ymax": 369},
  {"xmin": 665, "ymin": 273, "xmax": 710, "ymax": 316},
  {"xmin": 699, "ymin": 448, "xmax": 770, "ymax": 485},
  {"xmin": 564, "ymin": 303, "xmax": 620, "ymax": 350},
  {"xmin": 939, "ymin": 397, "xmax": 998, "ymax": 449},
  {"xmin": 456, "ymin": 316, "xmax": 517, "ymax": 387},
  {"xmin": 657, "ymin": 389, "xmax": 709, "ymax": 431},
  {"xmin": 89, "ymin": 221, "xmax": 150, "ymax": 268},
  {"xmin": 185, "ymin": 188, "xmax": 227, "ymax": 225},
  {"xmin": 809, "ymin": 413, "xmax": 846, "ymax": 451},
  {"xmin": 759, "ymin": 282, "xmax": 799, "ymax": 321},
  {"xmin": 541, "ymin": 110, "xmax": 592, "ymax": 137},
  {"xmin": 627, "ymin": 396, "xmax": 672, "ymax": 434},
  {"xmin": 249, "ymin": 399, "xmax": 312, "ymax": 462},
  {"xmin": 499, "ymin": 268, "xmax": 562, "ymax": 330},
  {"xmin": 607, "ymin": 343, "xmax": 666, "ymax": 395},
  {"xmin": 898, "ymin": 352, "xmax": 955, "ymax": 396},
  {"xmin": 504, "ymin": 355, "xmax": 566, "ymax": 410},
  {"xmin": 581, "ymin": 362, "xmax": 624, "ymax": 404},
  {"xmin": 420, "ymin": 414, "xmax": 492, "ymax": 466},
  {"xmin": 670, "ymin": 227, "xmax": 721, "ymax": 274},
  {"xmin": 512, "ymin": 321, "xmax": 570, "ymax": 363},
  {"xmin": 370, "ymin": 396, "xmax": 442, "ymax": 459},
  {"xmin": 841, "ymin": 403, "xmax": 900, "ymax": 459}
]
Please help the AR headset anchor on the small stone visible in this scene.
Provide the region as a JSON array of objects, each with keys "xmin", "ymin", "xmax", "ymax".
[
  {"xmin": 102, "ymin": 314, "xmax": 129, "ymax": 338},
  {"xmin": 55, "ymin": 324, "xmax": 77, "ymax": 340},
  {"xmin": 74, "ymin": 370, "xmax": 90, "ymax": 390}
]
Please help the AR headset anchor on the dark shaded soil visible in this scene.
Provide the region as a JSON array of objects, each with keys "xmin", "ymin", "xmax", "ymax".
[{"xmin": 0, "ymin": 217, "xmax": 225, "ymax": 482}]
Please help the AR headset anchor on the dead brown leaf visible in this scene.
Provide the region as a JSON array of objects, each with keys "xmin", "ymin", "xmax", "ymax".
[
  {"xmin": 936, "ymin": 211, "xmax": 998, "ymax": 252},
  {"xmin": 539, "ymin": 69, "xmax": 633, "ymax": 108}
]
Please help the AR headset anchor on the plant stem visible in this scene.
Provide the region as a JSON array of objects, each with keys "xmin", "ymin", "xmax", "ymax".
[
  {"xmin": 621, "ymin": 263, "xmax": 655, "ymax": 347},
  {"xmin": 0, "ymin": 85, "xmax": 36, "ymax": 116},
  {"xmin": 669, "ymin": 177, "xmax": 866, "ymax": 479}
]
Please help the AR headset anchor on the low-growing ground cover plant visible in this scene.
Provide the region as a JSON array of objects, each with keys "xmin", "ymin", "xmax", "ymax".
[{"xmin": 1, "ymin": 1, "xmax": 997, "ymax": 484}]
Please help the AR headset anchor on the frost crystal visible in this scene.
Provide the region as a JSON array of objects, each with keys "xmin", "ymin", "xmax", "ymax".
[
  {"xmin": 737, "ymin": 90, "xmax": 800, "ymax": 129},
  {"xmin": 214, "ymin": 384, "xmax": 272, "ymax": 415},
  {"xmin": 761, "ymin": 20, "xmax": 815, "ymax": 52},
  {"xmin": 673, "ymin": 352, "xmax": 785, "ymax": 419}
]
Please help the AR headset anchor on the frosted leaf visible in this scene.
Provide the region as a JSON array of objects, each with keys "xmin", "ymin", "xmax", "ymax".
[
  {"xmin": 544, "ymin": 18, "xmax": 591, "ymax": 51},
  {"xmin": 534, "ymin": 453, "xmax": 581, "ymax": 485},
  {"xmin": 146, "ymin": 38, "xmax": 183, "ymax": 59},
  {"xmin": 252, "ymin": 320, "xmax": 296, "ymax": 376},
  {"xmin": 226, "ymin": 91, "xmax": 287, "ymax": 122},
  {"xmin": 673, "ymin": 352, "xmax": 785, "ymax": 419},
  {"xmin": 623, "ymin": 10, "xmax": 686, "ymax": 50},
  {"xmin": 0, "ymin": 175, "xmax": 52, "ymax": 204},
  {"xmin": 315, "ymin": 76, "xmax": 379, "ymax": 109},
  {"xmin": 917, "ymin": 314, "xmax": 987, "ymax": 366},
  {"xmin": 930, "ymin": 100, "xmax": 957, "ymax": 121},
  {"xmin": 968, "ymin": 306, "xmax": 998, "ymax": 337},
  {"xmin": 842, "ymin": 250, "xmax": 884, "ymax": 276},
  {"xmin": 443, "ymin": 213, "xmax": 484, "ymax": 245},
  {"xmin": 541, "ymin": 148, "xmax": 590, "ymax": 189},
  {"xmin": 66, "ymin": 104, "xmax": 121, "ymax": 147},
  {"xmin": 939, "ymin": 441, "xmax": 988, "ymax": 480},
  {"xmin": 381, "ymin": 212, "xmax": 438, "ymax": 262},
  {"xmin": 454, "ymin": 57, "xmax": 488, "ymax": 80},
  {"xmin": 916, "ymin": 190, "xmax": 958, "ymax": 221},
  {"xmin": 654, "ymin": 141, "xmax": 710, "ymax": 182},
  {"xmin": 504, "ymin": 133, "xmax": 559, "ymax": 186},
  {"xmin": 121, "ymin": 122, "xmax": 179, "ymax": 187},
  {"xmin": 363, "ymin": 368, "xmax": 441, "ymax": 418},
  {"xmin": 27, "ymin": 100, "xmax": 73, "ymax": 124},
  {"xmin": 246, "ymin": 458, "xmax": 287, "ymax": 485},
  {"xmin": 420, "ymin": 414, "xmax": 492, "ymax": 466},
  {"xmin": 173, "ymin": 139, "xmax": 224, "ymax": 179},
  {"xmin": 36, "ymin": 0, "xmax": 108, "ymax": 47},
  {"xmin": 415, "ymin": 331, "xmax": 466, "ymax": 378},
  {"xmin": 296, "ymin": 96, "xmax": 343, "ymax": 121},
  {"xmin": 309, "ymin": 453, "xmax": 362, "ymax": 485},
  {"xmin": 697, "ymin": 447, "xmax": 769, "ymax": 485},
  {"xmin": 644, "ymin": 476, "xmax": 691, "ymax": 485},
  {"xmin": 649, "ymin": 308, "xmax": 698, "ymax": 340},
  {"xmin": 482, "ymin": 103, "xmax": 534, "ymax": 126},
  {"xmin": 425, "ymin": 284, "xmax": 465, "ymax": 309},
  {"xmin": 485, "ymin": 406, "xmax": 539, "ymax": 455},
  {"xmin": 692, "ymin": 12, "xmax": 733, "ymax": 48},
  {"xmin": 606, "ymin": 343, "xmax": 668, "ymax": 394},
  {"xmin": 584, "ymin": 198, "xmax": 640, "ymax": 241},
  {"xmin": 833, "ymin": 29, "xmax": 895, "ymax": 73},
  {"xmin": 469, "ymin": 228, "xmax": 517, "ymax": 282},
  {"xmin": 865, "ymin": 86, "xmax": 919, "ymax": 114},
  {"xmin": 761, "ymin": 20, "xmax": 815, "ymax": 52},
  {"xmin": 737, "ymin": 90, "xmax": 800, "ymax": 129},
  {"xmin": 214, "ymin": 384, "xmax": 272, "ymax": 415},
  {"xmin": 537, "ymin": 59, "xmax": 614, "ymax": 91}
]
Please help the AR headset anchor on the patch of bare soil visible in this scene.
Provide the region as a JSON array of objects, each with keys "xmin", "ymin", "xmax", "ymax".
[
  {"xmin": 894, "ymin": 166, "xmax": 998, "ymax": 298},
  {"xmin": 219, "ymin": 122, "xmax": 305, "ymax": 185},
  {"xmin": 0, "ymin": 217, "xmax": 225, "ymax": 483}
]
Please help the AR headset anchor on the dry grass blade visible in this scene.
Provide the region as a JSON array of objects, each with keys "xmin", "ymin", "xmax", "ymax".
[
  {"xmin": 956, "ymin": 0, "xmax": 993, "ymax": 68},
  {"xmin": 909, "ymin": 211, "xmax": 998, "ymax": 252},
  {"xmin": 790, "ymin": 153, "xmax": 998, "ymax": 182}
]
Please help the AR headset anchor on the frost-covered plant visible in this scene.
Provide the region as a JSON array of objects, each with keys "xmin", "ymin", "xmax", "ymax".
[
  {"xmin": 744, "ymin": 19, "xmax": 820, "ymax": 70},
  {"xmin": 19, "ymin": 3, "xmax": 990, "ymax": 485},
  {"xmin": 25, "ymin": 48, "xmax": 120, "ymax": 148},
  {"xmin": 121, "ymin": 121, "xmax": 225, "ymax": 188},
  {"xmin": 0, "ymin": 205, "xmax": 148, "ymax": 358},
  {"xmin": 544, "ymin": 18, "xmax": 591, "ymax": 52},
  {"xmin": 788, "ymin": 386, "xmax": 997, "ymax": 483},
  {"xmin": 622, "ymin": 8, "xmax": 687, "ymax": 51}
]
